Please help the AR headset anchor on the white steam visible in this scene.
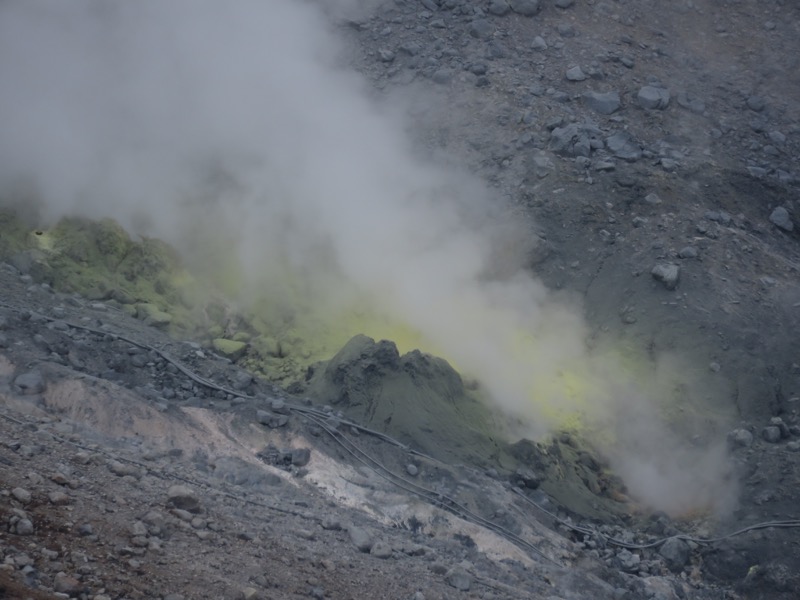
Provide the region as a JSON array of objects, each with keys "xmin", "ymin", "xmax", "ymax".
[{"xmin": 0, "ymin": 0, "xmax": 735, "ymax": 515}]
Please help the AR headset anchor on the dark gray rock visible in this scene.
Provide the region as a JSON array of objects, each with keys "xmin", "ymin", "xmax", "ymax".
[
  {"xmin": 514, "ymin": 467, "xmax": 540, "ymax": 489},
  {"xmin": 257, "ymin": 409, "xmax": 288, "ymax": 428},
  {"xmin": 14, "ymin": 370, "xmax": 45, "ymax": 395},
  {"xmin": 469, "ymin": 19, "xmax": 493, "ymax": 39},
  {"xmin": 659, "ymin": 537, "xmax": 690, "ymax": 571},
  {"xmin": 445, "ymin": 567, "xmax": 472, "ymax": 591},
  {"xmin": 770, "ymin": 417, "xmax": 790, "ymax": 438},
  {"xmin": 270, "ymin": 398, "xmax": 290, "ymax": 414},
  {"xmin": 510, "ymin": 0, "xmax": 541, "ymax": 17},
  {"xmin": 557, "ymin": 23, "xmax": 576, "ymax": 37},
  {"xmin": 15, "ymin": 518, "xmax": 34, "ymax": 536},
  {"xmin": 107, "ymin": 459, "xmax": 141, "ymax": 478},
  {"xmin": 583, "ymin": 91, "xmax": 621, "ymax": 115},
  {"xmin": 651, "ymin": 264, "xmax": 680, "ymax": 290},
  {"xmin": 616, "ymin": 549, "xmax": 641, "ymax": 572},
  {"xmin": 566, "ymin": 66, "xmax": 586, "ymax": 81},
  {"xmin": 747, "ymin": 95, "xmax": 766, "ymax": 112},
  {"xmin": 676, "ymin": 91, "xmax": 705, "ymax": 113},
  {"xmin": 53, "ymin": 574, "xmax": 85, "ymax": 596},
  {"xmin": 678, "ymin": 246, "xmax": 698, "ymax": 259},
  {"xmin": 168, "ymin": 485, "xmax": 202, "ymax": 513},
  {"xmin": 291, "ymin": 448, "xmax": 311, "ymax": 466},
  {"xmin": 530, "ymin": 151, "xmax": 555, "ymax": 178},
  {"xmin": 531, "ymin": 35, "xmax": 547, "ymax": 50},
  {"xmin": 768, "ymin": 130, "xmax": 786, "ymax": 145},
  {"xmin": 762, "ymin": 426, "xmax": 781, "ymax": 443},
  {"xmin": 348, "ymin": 526, "xmax": 374, "ymax": 552},
  {"xmin": 370, "ymin": 540, "xmax": 393, "ymax": 559},
  {"xmin": 769, "ymin": 207, "xmax": 794, "ymax": 232},
  {"xmin": 638, "ymin": 86, "xmax": 670, "ymax": 109},
  {"xmin": 432, "ymin": 69, "xmax": 453, "ymax": 84},
  {"xmin": 321, "ymin": 517, "xmax": 342, "ymax": 531},
  {"xmin": 555, "ymin": 0, "xmax": 574, "ymax": 7},
  {"xmin": 705, "ymin": 210, "xmax": 731, "ymax": 225},
  {"xmin": 12, "ymin": 487, "xmax": 32, "ymax": 504},
  {"xmin": 606, "ymin": 131, "xmax": 642, "ymax": 161},
  {"xmin": 728, "ymin": 428, "xmax": 753, "ymax": 448},
  {"xmin": 487, "ymin": 1, "xmax": 510, "ymax": 16}
]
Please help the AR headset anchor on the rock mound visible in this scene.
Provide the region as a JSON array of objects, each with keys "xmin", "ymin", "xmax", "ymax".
[{"xmin": 306, "ymin": 335, "xmax": 507, "ymax": 465}]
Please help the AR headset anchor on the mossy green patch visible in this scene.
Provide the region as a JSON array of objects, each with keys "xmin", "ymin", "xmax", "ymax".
[
  {"xmin": 135, "ymin": 303, "xmax": 173, "ymax": 328},
  {"xmin": 212, "ymin": 338, "xmax": 248, "ymax": 361},
  {"xmin": 0, "ymin": 213, "xmax": 224, "ymax": 341}
]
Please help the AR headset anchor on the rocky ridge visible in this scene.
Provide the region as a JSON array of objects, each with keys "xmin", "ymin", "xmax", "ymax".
[{"xmin": 3, "ymin": 1, "xmax": 800, "ymax": 599}]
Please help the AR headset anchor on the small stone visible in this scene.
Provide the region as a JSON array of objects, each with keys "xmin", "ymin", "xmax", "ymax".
[
  {"xmin": 48, "ymin": 491, "xmax": 71, "ymax": 505},
  {"xmin": 370, "ymin": 540, "xmax": 393, "ymax": 559},
  {"xmin": 239, "ymin": 588, "xmax": 261, "ymax": 600},
  {"xmin": 212, "ymin": 338, "xmax": 247, "ymax": 361},
  {"xmin": 606, "ymin": 131, "xmax": 642, "ymax": 161},
  {"xmin": 766, "ymin": 131, "xmax": 786, "ymax": 147},
  {"xmin": 107, "ymin": 459, "xmax": 141, "ymax": 479},
  {"xmin": 769, "ymin": 207, "xmax": 794, "ymax": 232},
  {"xmin": 53, "ymin": 573, "xmax": 84, "ymax": 595},
  {"xmin": 257, "ymin": 410, "xmax": 288, "ymax": 429},
  {"xmin": 510, "ymin": 0, "xmax": 542, "ymax": 17},
  {"xmin": 487, "ymin": 1, "xmax": 510, "ymax": 16},
  {"xmin": 11, "ymin": 487, "xmax": 32, "ymax": 504},
  {"xmin": 270, "ymin": 398, "xmax": 290, "ymax": 414},
  {"xmin": 769, "ymin": 417, "xmax": 790, "ymax": 438},
  {"xmin": 747, "ymin": 95, "xmax": 766, "ymax": 112},
  {"xmin": 651, "ymin": 264, "xmax": 680, "ymax": 290},
  {"xmin": 659, "ymin": 537, "xmax": 690, "ymax": 571},
  {"xmin": 787, "ymin": 441, "xmax": 800, "ymax": 452},
  {"xmin": 136, "ymin": 303, "xmax": 172, "ymax": 327},
  {"xmin": 291, "ymin": 448, "xmax": 311, "ymax": 467},
  {"xmin": 445, "ymin": 567, "xmax": 472, "ymax": 591},
  {"xmin": 321, "ymin": 517, "xmax": 342, "ymax": 531},
  {"xmin": 406, "ymin": 464, "xmax": 419, "ymax": 477},
  {"xmin": 15, "ymin": 519, "xmax": 34, "ymax": 536},
  {"xmin": 556, "ymin": 23, "xmax": 576, "ymax": 38},
  {"xmin": 168, "ymin": 485, "xmax": 202, "ymax": 513},
  {"xmin": 348, "ymin": 526, "xmax": 374, "ymax": 552},
  {"xmin": 678, "ymin": 246, "xmax": 698, "ymax": 259},
  {"xmin": 644, "ymin": 192, "xmax": 662, "ymax": 205},
  {"xmin": 431, "ymin": 69, "xmax": 453, "ymax": 85},
  {"xmin": 514, "ymin": 467, "xmax": 540, "ymax": 489},
  {"xmin": 728, "ymin": 428, "xmax": 753, "ymax": 448},
  {"xmin": 583, "ymin": 91, "xmax": 621, "ymax": 115},
  {"xmin": 566, "ymin": 66, "xmax": 586, "ymax": 81},
  {"xmin": 637, "ymin": 86, "xmax": 670, "ymax": 109},
  {"xmin": 617, "ymin": 549, "xmax": 641, "ymax": 572},
  {"xmin": 468, "ymin": 19, "xmax": 492, "ymax": 39},
  {"xmin": 762, "ymin": 426, "xmax": 781, "ymax": 443},
  {"xmin": 14, "ymin": 370, "xmax": 45, "ymax": 395},
  {"xmin": 531, "ymin": 36, "xmax": 547, "ymax": 50},
  {"xmin": 555, "ymin": 0, "xmax": 574, "ymax": 7}
]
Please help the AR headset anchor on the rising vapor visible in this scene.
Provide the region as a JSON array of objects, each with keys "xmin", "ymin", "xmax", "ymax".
[{"xmin": 0, "ymin": 0, "xmax": 736, "ymax": 515}]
